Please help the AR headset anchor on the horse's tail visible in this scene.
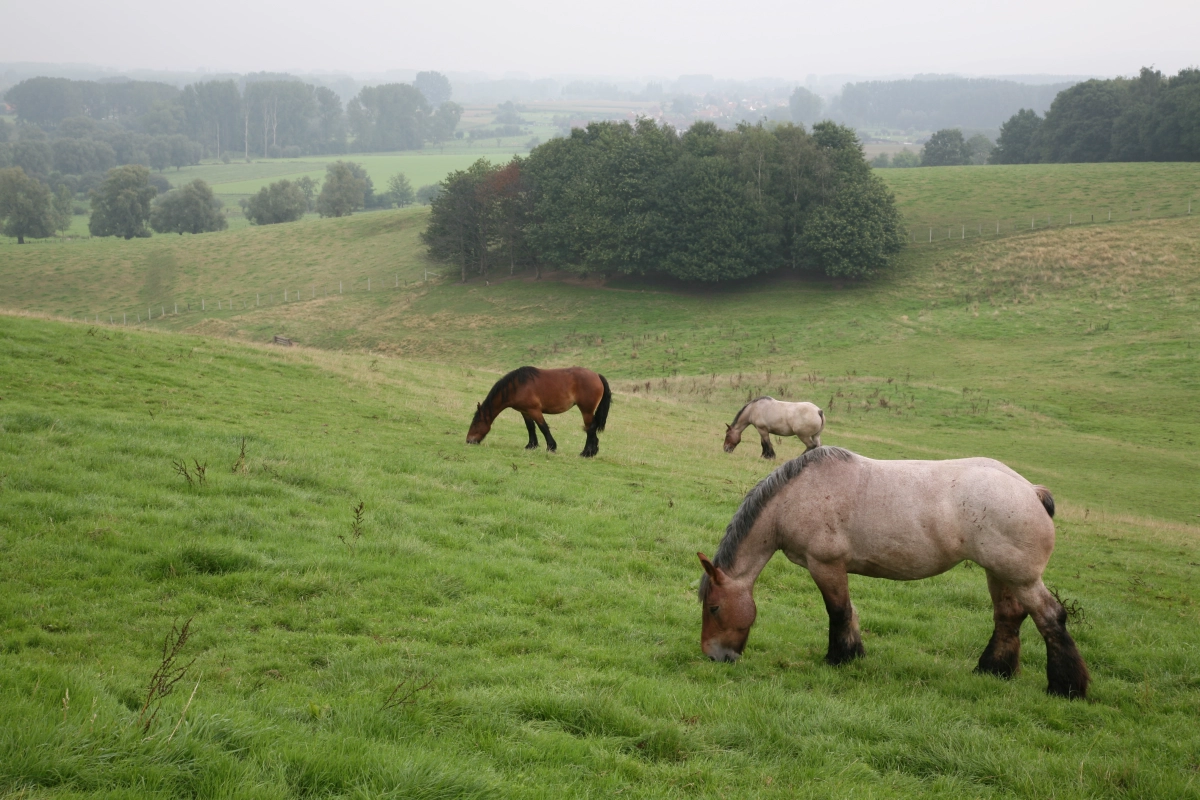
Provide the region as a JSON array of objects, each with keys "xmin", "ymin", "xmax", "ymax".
[
  {"xmin": 592, "ymin": 374, "xmax": 612, "ymax": 433},
  {"xmin": 1033, "ymin": 485, "xmax": 1055, "ymax": 518}
]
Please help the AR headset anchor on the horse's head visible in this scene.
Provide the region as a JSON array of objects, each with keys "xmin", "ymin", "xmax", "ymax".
[
  {"xmin": 722, "ymin": 423, "xmax": 741, "ymax": 453},
  {"xmin": 697, "ymin": 552, "xmax": 756, "ymax": 663},
  {"xmin": 466, "ymin": 403, "xmax": 491, "ymax": 444}
]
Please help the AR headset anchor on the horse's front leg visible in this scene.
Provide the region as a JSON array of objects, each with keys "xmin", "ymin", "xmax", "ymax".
[
  {"xmin": 808, "ymin": 560, "xmax": 864, "ymax": 665},
  {"xmin": 522, "ymin": 415, "xmax": 539, "ymax": 450},
  {"xmin": 975, "ymin": 571, "xmax": 1027, "ymax": 679},
  {"xmin": 530, "ymin": 410, "xmax": 557, "ymax": 453},
  {"xmin": 757, "ymin": 426, "xmax": 776, "ymax": 459}
]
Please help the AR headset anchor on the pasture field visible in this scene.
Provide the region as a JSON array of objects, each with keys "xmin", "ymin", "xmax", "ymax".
[
  {"xmin": 1, "ymin": 308, "xmax": 1198, "ymax": 798},
  {"xmin": 1, "ymin": 161, "xmax": 1199, "ymax": 796},
  {"xmin": 879, "ymin": 161, "xmax": 1200, "ymax": 233}
]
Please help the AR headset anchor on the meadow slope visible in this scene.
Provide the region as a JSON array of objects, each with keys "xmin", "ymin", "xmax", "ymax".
[
  {"xmin": 1, "ymin": 162, "xmax": 1199, "ymax": 797},
  {"xmin": 1, "ymin": 314, "xmax": 1198, "ymax": 798}
]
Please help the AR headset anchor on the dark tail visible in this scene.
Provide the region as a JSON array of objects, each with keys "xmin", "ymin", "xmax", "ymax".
[
  {"xmin": 1034, "ymin": 485, "xmax": 1055, "ymax": 518},
  {"xmin": 592, "ymin": 374, "xmax": 612, "ymax": 433}
]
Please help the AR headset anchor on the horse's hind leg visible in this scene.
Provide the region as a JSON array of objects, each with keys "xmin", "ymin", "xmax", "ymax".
[
  {"xmin": 1013, "ymin": 581, "xmax": 1090, "ymax": 699},
  {"xmin": 975, "ymin": 571, "xmax": 1027, "ymax": 679},
  {"xmin": 808, "ymin": 560, "xmax": 865, "ymax": 665},
  {"xmin": 522, "ymin": 415, "xmax": 539, "ymax": 450},
  {"xmin": 579, "ymin": 409, "xmax": 599, "ymax": 458}
]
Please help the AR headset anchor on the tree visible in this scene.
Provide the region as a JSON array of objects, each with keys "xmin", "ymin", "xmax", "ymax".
[
  {"xmin": 0, "ymin": 167, "xmax": 55, "ymax": 243},
  {"xmin": 891, "ymin": 148, "xmax": 921, "ymax": 167},
  {"xmin": 921, "ymin": 129, "xmax": 970, "ymax": 166},
  {"xmin": 89, "ymin": 164, "xmax": 157, "ymax": 239},
  {"xmin": 12, "ymin": 138, "xmax": 53, "ymax": 179},
  {"xmin": 414, "ymin": 71, "xmax": 453, "ymax": 107},
  {"xmin": 294, "ymin": 176, "xmax": 318, "ymax": 211},
  {"xmin": 788, "ymin": 87, "xmax": 823, "ymax": 125},
  {"xmin": 316, "ymin": 161, "xmax": 368, "ymax": 217},
  {"xmin": 416, "ymin": 184, "xmax": 442, "ymax": 205},
  {"xmin": 421, "ymin": 160, "xmax": 498, "ymax": 281},
  {"xmin": 52, "ymin": 184, "xmax": 74, "ymax": 235},
  {"xmin": 242, "ymin": 179, "xmax": 308, "ymax": 225},
  {"xmin": 346, "ymin": 84, "xmax": 430, "ymax": 151},
  {"xmin": 150, "ymin": 179, "xmax": 227, "ymax": 234},
  {"xmin": 965, "ymin": 134, "xmax": 995, "ymax": 165},
  {"xmin": 386, "ymin": 173, "xmax": 415, "ymax": 207},
  {"xmin": 800, "ymin": 176, "xmax": 906, "ymax": 279},
  {"xmin": 1037, "ymin": 80, "xmax": 1123, "ymax": 162},
  {"xmin": 428, "ymin": 102, "xmax": 463, "ymax": 145},
  {"xmin": 991, "ymin": 109, "xmax": 1043, "ymax": 164}
]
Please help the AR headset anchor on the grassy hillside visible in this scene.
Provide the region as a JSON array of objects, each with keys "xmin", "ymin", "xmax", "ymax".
[
  {"xmin": 2, "ymin": 313, "xmax": 1198, "ymax": 798},
  {"xmin": 879, "ymin": 162, "xmax": 1200, "ymax": 232}
]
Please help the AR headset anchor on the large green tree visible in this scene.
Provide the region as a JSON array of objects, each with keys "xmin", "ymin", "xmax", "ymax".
[
  {"xmin": 150, "ymin": 179, "xmax": 227, "ymax": 235},
  {"xmin": 316, "ymin": 161, "xmax": 368, "ymax": 217},
  {"xmin": 347, "ymin": 84, "xmax": 431, "ymax": 152},
  {"xmin": 921, "ymin": 129, "xmax": 970, "ymax": 166},
  {"xmin": 242, "ymin": 179, "xmax": 309, "ymax": 225},
  {"xmin": 990, "ymin": 109, "xmax": 1043, "ymax": 163},
  {"xmin": 414, "ymin": 71, "xmax": 453, "ymax": 107},
  {"xmin": 89, "ymin": 165, "xmax": 157, "ymax": 239},
  {"xmin": 788, "ymin": 87, "xmax": 823, "ymax": 125},
  {"xmin": 800, "ymin": 176, "xmax": 906, "ymax": 279},
  {"xmin": 0, "ymin": 167, "xmax": 55, "ymax": 243}
]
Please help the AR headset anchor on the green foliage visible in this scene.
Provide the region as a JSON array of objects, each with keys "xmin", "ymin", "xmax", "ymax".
[
  {"xmin": 386, "ymin": 172, "xmax": 416, "ymax": 208},
  {"xmin": 414, "ymin": 70, "xmax": 453, "ymax": 107},
  {"xmin": 870, "ymin": 152, "xmax": 890, "ymax": 168},
  {"xmin": 996, "ymin": 68, "xmax": 1200, "ymax": 164},
  {"xmin": 788, "ymin": 86, "xmax": 823, "ymax": 125},
  {"xmin": 88, "ymin": 164, "xmax": 157, "ymax": 239},
  {"xmin": 835, "ymin": 76, "xmax": 1069, "ymax": 131},
  {"xmin": 0, "ymin": 167, "xmax": 55, "ymax": 243},
  {"xmin": 890, "ymin": 149, "xmax": 921, "ymax": 168},
  {"xmin": 51, "ymin": 184, "xmax": 73, "ymax": 235},
  {"xmin": 149, "ymin": 179, "xmax": 227, "ymax": 235},
  {"xmin": 317, "ymin": 161, "xmax": 368, "ymax": 217},
  {"xmin": 347, "ymin": 84, "xmax": 431, "ymax": 152},
  {"xmin": 965, "ymin": 134, "xmax": 994, "ymax": 165},
  {"xmin": 800, "ymin": 175, "xmax": 906, "ymax": 278},
  {"xmin": 242, "ymin": 179, "xmax": 309, "ymax": 225},
  {"xmin": 921, "ymin": 129, "xmax": 970, "ymax": 166}
]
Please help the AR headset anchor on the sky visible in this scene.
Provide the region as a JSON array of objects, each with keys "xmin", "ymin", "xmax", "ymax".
[{"xmin": 3, "ymin": 0, "xmax": 1197, "ymax": 81}]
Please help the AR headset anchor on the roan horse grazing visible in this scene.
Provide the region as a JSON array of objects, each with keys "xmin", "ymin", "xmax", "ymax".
[
  {"xmin": 698, "ymin": 446, "xmax": 1089, "ymax": 698},
  {"xmin": 724, "ymin": 397, "xmax": 824, "ymax": 458},
  {"xmin": 466, "ymin": 366, "xmax": 612, "ymax": 457}
]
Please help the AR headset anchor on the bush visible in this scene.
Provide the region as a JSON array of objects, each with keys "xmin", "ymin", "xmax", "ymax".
[
  {"xmin": 150, "ymin": 179, "xmax": 227, "ymax": 235},
  {"xmin": 416, "ymin": 184, "xmax": 442, "ymax": 205},
  {"xmin": 88, "ymin": 165, "xmax": 156, "ymax": 239},
  {"xmin": 317, "ymin": 161, "xmax": 369, "ymax": 218},
  {"xmin": 243, "ymin": 179, "xmax": 308, "ymax": 225}
]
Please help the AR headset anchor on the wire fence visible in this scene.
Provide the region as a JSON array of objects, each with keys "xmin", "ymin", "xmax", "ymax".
[
  {"xmin": 906, "ymin": 199, "xmax": 1194, "ymax": 245},
  {"xmin": 63, "ymin": 270, "xmax": 444, "ymax": 329}
]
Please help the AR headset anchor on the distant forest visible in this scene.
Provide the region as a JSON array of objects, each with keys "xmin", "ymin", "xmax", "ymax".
[
  {"xmin": 831, "ymin": 77, "xmax": 1072, "ymax": 132},
  {"xmin": 0, "ymin": 72, "xmax": 462, "ymax": 178},
  {"xmin": 992, "ymin": 68, "xmax": 1200, "ymax": 163}
]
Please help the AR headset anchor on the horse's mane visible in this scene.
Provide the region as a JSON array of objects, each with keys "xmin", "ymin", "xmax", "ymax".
[
  {"xmin": 729, "ymin": 396, "xmax": 774, "ymax": 427},
  {"xmin": 699, "ymin": 446, "xmax": 855, "ymax": 601},
  {"xmin": 474, "ymin": 366, "xmax": 541, "ymax": 423}
]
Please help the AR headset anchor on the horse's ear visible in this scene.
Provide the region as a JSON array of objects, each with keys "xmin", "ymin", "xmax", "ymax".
[
  {"xmin": 725, "ymin": 423, "xmax": 731, "ymax": 431},
  {"xmin": 698, "ymin": 552, "xmax": 722, "ymax": 583},
  {"xmin": 476, "ymin": 402, "xmax": 481, "ymax": 410}
]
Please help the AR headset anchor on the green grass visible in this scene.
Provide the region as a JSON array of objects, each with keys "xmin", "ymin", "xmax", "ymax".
[
  {"xmin": 1, "ymin": 161, "xmax": 1199, "ymax": 796},
  {"xmin": 880, "ymin": 162, "xmax": 1200, "ymax": 232}
]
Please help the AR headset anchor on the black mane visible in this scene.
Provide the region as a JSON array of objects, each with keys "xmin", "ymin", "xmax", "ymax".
[
  {"xmin": 699, "ymin": 446, "xmax": 855, "ymax": 601},
  {"xmin": 729, "ymin": 396, "xmax": 774, "ymax": 427},
  {"xmin": 475, "ymin": 366, "xmax": 541, "ymax": 423}
]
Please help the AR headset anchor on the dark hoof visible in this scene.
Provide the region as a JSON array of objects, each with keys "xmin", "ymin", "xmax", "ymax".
[
  {"xmin": 1046, "ymin": 681, "xmax": 1088, "ymax": 700},
  {"xmin": 974, "ymin": 660, "xmax": 1018, "ymax": 680},
  {"xmin": 824, "ymin": 642, "xmax": 865, "ymax": 666},
  {"xmin": 525, "ymin": 443, "xmax": 539, "ymax": 450},
  {"xmin": 580, "ymin": 448, "xmax": 598, "ymax": 458},
  {"xmin": 546, "ymin": 446, "xmax": 557, "ymax": 453}
]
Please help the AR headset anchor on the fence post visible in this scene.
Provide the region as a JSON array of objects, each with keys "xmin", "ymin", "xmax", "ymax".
[
  {"xmin": 961, "ymin": 225, "xmax": 964, "ymax": 239},
  {"xmin": 257, "ymin": 293, "xmax": 260, "ymax": 306},
  {"xmin": 174, "ymin": 303, "xmax": 177, "ymax": 314},
  {"xmin": 368, "ymin": 278, "xmax": 371, "ymax": 291},
  {"xmin": 928, "ymin": 228, "xmax": 932, "ymax": 243},
  {"xmin": 110, "ymin": 316, "xmax": 113, "ymax": 324},
  {"xmin": 1031, "ymin": 216, "xmax": 1034, "ymax": 229},
  {"xmin": 340, "ymin": 281, "xmax": 343, "ymax": 294},
  {"xmin": 202, "ymin": 299, "xmax": 205, "ymax": 311}
]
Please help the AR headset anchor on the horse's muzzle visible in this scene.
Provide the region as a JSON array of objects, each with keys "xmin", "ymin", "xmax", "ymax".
[{"xmin": 702, "ymin": 643, "xmax": 742, "ymax": 663}]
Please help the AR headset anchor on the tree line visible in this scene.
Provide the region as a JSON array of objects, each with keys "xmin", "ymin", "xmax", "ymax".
[
  {"xmin": 991, "ymin": 68, "xmax": 1200, "ymax": 164},
  {"xmin": 422, "ymin": 119, "xmax": 906, "ymax": 283}
]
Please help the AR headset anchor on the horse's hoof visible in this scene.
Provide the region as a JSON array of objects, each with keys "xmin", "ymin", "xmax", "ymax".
[{"xmin": 525, "ymin": 443, "xmax": 539, "ymax": 450}]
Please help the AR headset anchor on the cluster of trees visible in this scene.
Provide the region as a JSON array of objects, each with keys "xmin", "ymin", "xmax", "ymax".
[
  {"xmin": 992, "ymin": 68, "xmax": 1200, "ymax": 163},
  {"xmin": 833, "ymin": 77, "xmax": 1071, "ymax": 131},
  {"xmin": 423, "ymin": 119, "xmax": 905, "ymax": 283},
  {"xmin": 871, "ymin": 129, "xmax": 994, "ymax": 168},
  {"xmin": 242, "ymin": 164, "xmax": 419, "ymax": 225}
]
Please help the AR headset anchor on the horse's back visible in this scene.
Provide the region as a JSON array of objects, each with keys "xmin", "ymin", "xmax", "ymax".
[{"xmin": 778, "ymin": 452, "xmax": 1054, "ymax": 582}]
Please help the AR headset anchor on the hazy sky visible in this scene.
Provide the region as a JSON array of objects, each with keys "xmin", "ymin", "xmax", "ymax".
[{"xmin": 5, "ymin": 0, "xmax": 1197, "ymax": 80}]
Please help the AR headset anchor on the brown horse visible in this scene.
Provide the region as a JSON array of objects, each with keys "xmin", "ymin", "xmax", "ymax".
[
  {"xmin": 466, "ymin": 366, "xmax": 612, "ymax": 457},
  {"xmin": 698, "ymin": 446, "xmax": 1089, "ymax": 698}
]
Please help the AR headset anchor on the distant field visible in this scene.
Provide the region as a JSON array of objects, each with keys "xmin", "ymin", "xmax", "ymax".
[{"xmin": 881, "ymin": 162, "xmax": 1200, "ymax": 234}]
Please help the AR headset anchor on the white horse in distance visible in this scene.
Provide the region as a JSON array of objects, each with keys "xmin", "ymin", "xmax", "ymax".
[{"xmin": 723, "ymin": 397, "xmax": 824, "ymax": 459}]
